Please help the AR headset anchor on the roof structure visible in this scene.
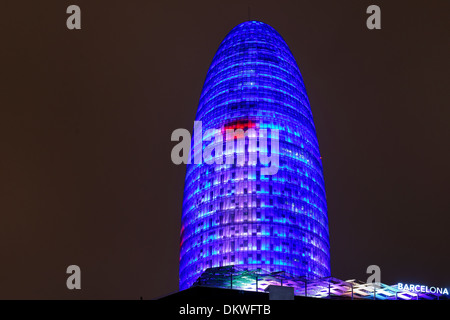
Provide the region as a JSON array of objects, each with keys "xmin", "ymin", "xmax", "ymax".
[{"xmin": 192, "ymin": 266, "xmax": 446, "ymax": 300}]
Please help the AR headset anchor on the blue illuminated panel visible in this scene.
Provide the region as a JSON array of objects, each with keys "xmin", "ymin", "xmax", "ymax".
[{"xmin": 179, "ymin": 21, "xmax": 330, "ymax": 290}]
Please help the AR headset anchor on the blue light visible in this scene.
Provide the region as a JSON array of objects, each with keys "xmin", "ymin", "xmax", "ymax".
[{"xmin": 179, "ymin": 21, "xmax": 330, "ymax": 290}]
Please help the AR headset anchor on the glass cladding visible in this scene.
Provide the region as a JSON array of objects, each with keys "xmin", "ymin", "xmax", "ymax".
[{"xmin": 179, "ymin": 21, "xmax": 330, "ymax": 290}]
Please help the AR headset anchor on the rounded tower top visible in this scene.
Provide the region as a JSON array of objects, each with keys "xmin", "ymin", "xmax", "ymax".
[{"xmin": 196, "ymin": 20, "xmax": 315, "ymax": 141}]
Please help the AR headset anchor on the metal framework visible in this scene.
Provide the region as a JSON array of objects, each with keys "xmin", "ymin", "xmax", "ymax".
[{"xmin": 192, "ymin": 266, "xmax": 446, "ymax": 300}]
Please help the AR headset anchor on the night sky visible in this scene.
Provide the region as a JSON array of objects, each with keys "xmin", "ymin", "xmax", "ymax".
[{"xmin": 1, "ymin": 1, "xmax": 449, "ymax": 299}]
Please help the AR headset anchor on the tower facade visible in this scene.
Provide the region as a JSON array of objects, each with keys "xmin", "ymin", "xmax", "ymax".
[{"xmin": 179, "ymin": 21, "xmax": 330, "ymax": 290}]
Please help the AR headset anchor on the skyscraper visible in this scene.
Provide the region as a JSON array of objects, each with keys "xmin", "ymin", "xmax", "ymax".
[{"xmin": 179, "ymin": 21, "xmax": 330, "ymax": 290}]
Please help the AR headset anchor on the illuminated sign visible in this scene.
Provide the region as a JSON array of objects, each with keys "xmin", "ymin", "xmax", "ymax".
[{"xmin": 398, "ymin": 283, "xmax": 449, "ymax": 295}]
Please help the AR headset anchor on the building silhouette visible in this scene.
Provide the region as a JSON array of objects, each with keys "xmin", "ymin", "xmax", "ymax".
[{"xmin": 180, "ymin": 21, "xmax": 330, "ymax": 290}]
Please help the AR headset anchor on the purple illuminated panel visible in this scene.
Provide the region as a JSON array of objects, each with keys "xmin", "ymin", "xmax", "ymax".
[{"xmin": 179, "ymin": 21, "xmax": 330, "ymax": 290}]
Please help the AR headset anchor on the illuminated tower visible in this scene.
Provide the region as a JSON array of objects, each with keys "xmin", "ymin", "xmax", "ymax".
[{"xmin": 179, "ymin": 21, "xmax": 330, "ymax": 290}]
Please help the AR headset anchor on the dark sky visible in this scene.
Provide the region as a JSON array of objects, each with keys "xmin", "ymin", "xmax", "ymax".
[{"xmin": 1, "ymin": 1, "xmax": 449, "ymax": 299}]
